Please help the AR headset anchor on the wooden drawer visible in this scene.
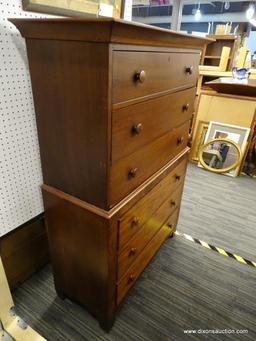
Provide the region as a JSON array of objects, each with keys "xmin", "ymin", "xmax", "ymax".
[
  {"xmin": 118, "ymin": 156, "xmax": 186, "ymax": 250},
  {"xmin": 112, "ymin": 50, "xmax": 200, "ymax": 104},
  {"xmin": 112, "ymin": 87, "xmax": 196, "ymax": 162},
  {"xmin": 118, "ymin": 198, "xmax": 180, "ymax": 281},
  {"xmin": 110, "ymin": 120, "xmax": 189, "ymax": 206},
  {"xmin": 166, "ymin": 207, "xmax": 179, "ymax": 233},
  {"xmin": 117, "ymin": 222, "xmax": 172, "ymax": 305}
]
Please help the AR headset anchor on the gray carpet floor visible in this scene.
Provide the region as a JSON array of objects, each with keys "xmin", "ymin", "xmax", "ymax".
[
  {"xmin": 179, "ymin": 163, "xmax": 256, "ymax": 261},
  {"xmin": 13, "ymin": 163, "xmax": 256, "ymax": 340}
]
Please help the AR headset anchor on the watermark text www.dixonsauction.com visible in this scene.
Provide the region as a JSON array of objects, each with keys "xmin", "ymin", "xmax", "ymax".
[{"xmin": 184, "ymin": 329, "xmax": 248, "ymax": 335}]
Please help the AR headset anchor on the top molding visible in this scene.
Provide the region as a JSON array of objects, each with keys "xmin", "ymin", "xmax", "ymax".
[{"xmin": 9, "ymin": 18, "xmax": 213, "ymax": 49}]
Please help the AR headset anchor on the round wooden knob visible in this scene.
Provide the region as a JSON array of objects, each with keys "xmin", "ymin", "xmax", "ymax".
[
  {"xmin": 168, "ymin": 223, "xmax": 174, "ymax": 228},
  {"xmin": 134, "ymin": 70, "xmax": 146, "ymax": 83},
  {"xmin": 128, "ymin": 274, "xmax": 135, "ymax": 282},
  {"xmin": 170, "ymin": 200, "xmax": 176, "ymax": 207},
  {"xmin": 128, "ymin": 168, "xmax": 138, "ymax": 179},
  {"xmin": 185, "ymin": 66, "xmax": 193, "ymax": 74},
  {"xmin": 132, "ymin": 123, "xmax": 143, "ymax": 135},
  {"xmin": 131, "ymin": 217, "xmax": 139, "ymax": 226},
  {"xmin": 177, "ymin": 136, "xmax": 184, "ymax": 145},
  {"xmin": 129, "ymin": 247, "xmax": 137, "ymax": 255},
  {"xmin": 182, "ymin": 103, "xmax": 190, "ymax": 112},
  {"xmin": 175, "ymin": 174, "xmax": 181, "ymax": 181}
]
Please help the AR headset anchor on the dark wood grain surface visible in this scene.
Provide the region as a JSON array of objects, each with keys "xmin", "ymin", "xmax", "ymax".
[
  {"xmin": 42, "ymin": 188, "xmax": 118, "ymax": 330},
  {"xmin": 9, "ymin": 18, "xmax": 213, "ymax": 48},
  {"xmin": 117, "ymin": 200, "xmax": 180, "ymax": 281},
  {"xmin": 26, "ymin": 39, "xmax": 110, "ymax": 208},
  {"xmin": 110, "ymin": 121, "xmax": 190, "ymax": 205},
  {"xmin": 112, "ymin": 50, "xmax": 199, "ymax": 104},
  {"xmin": 1, "ymin": 216, "xmax": 49, "ymax": 289},
  {"xmin": 117, "ymin": 223, "xmax": 172, "ymax": 305},
  {"xmin": 10, "ymin": 18, "xmax": 206, "ymax": 330},
  {"xmin": 112, "ymin": 87, "xmax": 195, "ymax": 162},
  {"xmin": 41, "ymin": 150, "xmax": 189, "ymax": 221},
  {"xmin": 20, "ymin": 30, "xmax": 201, "ymax": 210},
  {"xmin": 118, "ymin": 157, "xmax": 186, "ymax": 250},
  {"xmin": 41, "ymin": 154, "xmax": 188, "ymax": 329}
]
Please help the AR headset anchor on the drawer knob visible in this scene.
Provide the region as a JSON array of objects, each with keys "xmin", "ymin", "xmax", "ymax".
[
  {"xmin": 182, "ymin": 103, "xmax": 190, "ymax": 112},
  {"xmin": 185, "ymin": 66, "xmax": 193, "ymax": 75},
  {"xmin": 170, "ymin": 200, "xmax": 176, "ymax": 207},
  {"xmin": 168, "ymin": 223, "xmax": 174, "ymax": 228},
  {"xmin": 134, "ymin": 70, "xmax": 146, "ymax": 83},
  {"xmin": 175, "ymin": 174, "xmax": 181, "ymax": 181},
  {"xmin": 132, "ymin": 123, "xmax": 143, "ymax": 135},
  {"xmin": 177, "ymin": 136, "xmax": 184, "ymax": 145},
  {"xmin": 128, "ymin": 274, "xmax": 135, "ymax": 283},
  {"xmin": 131, "ymin": 217, "xmax": 139, "ymax": 226},
  {"xmin": 128, "ymin": 168, "xmax": 138, "ymax": 179},
  {"xmin": 129, "ymin": 247, "xmax": 137, "ymax": 255}
]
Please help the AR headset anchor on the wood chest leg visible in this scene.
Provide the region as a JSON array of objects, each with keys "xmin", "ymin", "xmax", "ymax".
[
  {"xmin": 99, "ymin": 315, "xmax": 115, "ymax": 332},
  {"xmin": 99, "ymin": 306, "xmax": 116, "ymax": 332},
  {"xmin": 54, "ymin": 283, "xmax": 66, "ymax": 300},
  {"xmin": 56, "ymin": 291, "xmax": 66, "ymax": 300}
]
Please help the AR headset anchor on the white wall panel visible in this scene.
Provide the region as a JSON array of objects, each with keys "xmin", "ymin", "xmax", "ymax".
[{"xmin": 0, "ymin": 1, "xmax": 55, "ymax": 236}]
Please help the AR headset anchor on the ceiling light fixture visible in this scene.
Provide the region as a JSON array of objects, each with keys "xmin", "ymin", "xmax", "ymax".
[
  {"xmin": 246, "ymin": 4, "xmax": 255, "ymax": 20},
  {"xmin": 195, "ymin": 4, "xmax": 201, "ymax": 21},
  {"xmin": 224, "ymin": 1, "xmax": 230, "ymax": 10}
]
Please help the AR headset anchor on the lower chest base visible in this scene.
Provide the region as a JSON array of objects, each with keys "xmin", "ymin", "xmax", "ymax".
[{"xmin": 42, "ymin": 152, "xmax": 188, "ymax": 331}]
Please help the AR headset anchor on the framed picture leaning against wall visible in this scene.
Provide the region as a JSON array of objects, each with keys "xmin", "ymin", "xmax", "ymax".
[
  {"xmin": 22, "ymin": 0, "xmax": 123, "ymax": 19},
  {"xmin": 199, "ymin": 121, "xmax": 250, "ymax": 176}
]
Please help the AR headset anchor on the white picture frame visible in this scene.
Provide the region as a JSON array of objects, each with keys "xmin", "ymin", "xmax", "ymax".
[{"xmin": 199, "ymin": 121, "xmax": 250, "ymax": 177}]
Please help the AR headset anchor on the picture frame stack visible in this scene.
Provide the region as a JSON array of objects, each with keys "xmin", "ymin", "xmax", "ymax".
[
  {"xmin": 22, "ymin": 0, "xmax": 123, "ymax": 19},
  {"xmin": 196, "ymin": 121, "xmax": 250, "ymax": 177}
]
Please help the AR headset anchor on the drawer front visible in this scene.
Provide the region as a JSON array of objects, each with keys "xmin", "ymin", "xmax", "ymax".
[
  {"xmin": 166, "ymin": 207, "xmax": 179, "ymax": 233},
  {"xmin": 118, "ymin": 199, "xmax": 180, "ymax": 281},
  {"xmin": 112, "ymin": 87, "xmax": 196, "ymax": 162},
  {"xmin": 110, "ymin": 120, "xmax": 190, "ymax": 206},
  {"xmin": 118, "ymin": 156, "xmax": 187, "ymax": 250},
  {"xmin": 112, "ymin": 50, "xmax": 200, "ymax": 104},
  {"xmin": 117, "ymin": 222, "xmax": 172, "ymax": 305}
]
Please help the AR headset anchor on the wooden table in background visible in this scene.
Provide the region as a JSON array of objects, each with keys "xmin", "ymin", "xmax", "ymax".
[{"xmin": 206, "ymin": 78, "xmax": 256, "ymax": 97}]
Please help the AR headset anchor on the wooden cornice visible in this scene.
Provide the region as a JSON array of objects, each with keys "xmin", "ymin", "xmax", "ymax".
[{"xmin": 9, "ymin": 18, "xmax": 213, "ymax": 49}]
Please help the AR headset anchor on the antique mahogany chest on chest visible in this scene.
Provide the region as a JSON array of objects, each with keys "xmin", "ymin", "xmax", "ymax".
[{"xmin": 11, "ymin": 18, "xmax": 209, "ymax": 330}]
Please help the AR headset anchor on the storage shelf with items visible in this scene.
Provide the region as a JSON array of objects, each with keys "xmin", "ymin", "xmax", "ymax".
[
  {"xmin": 201, "ymin": 34, "xmax": 240, "ymax": 70},
  {"xmin": 198, "ymin": 34, "xmax": 241, "ymax": 93}
]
